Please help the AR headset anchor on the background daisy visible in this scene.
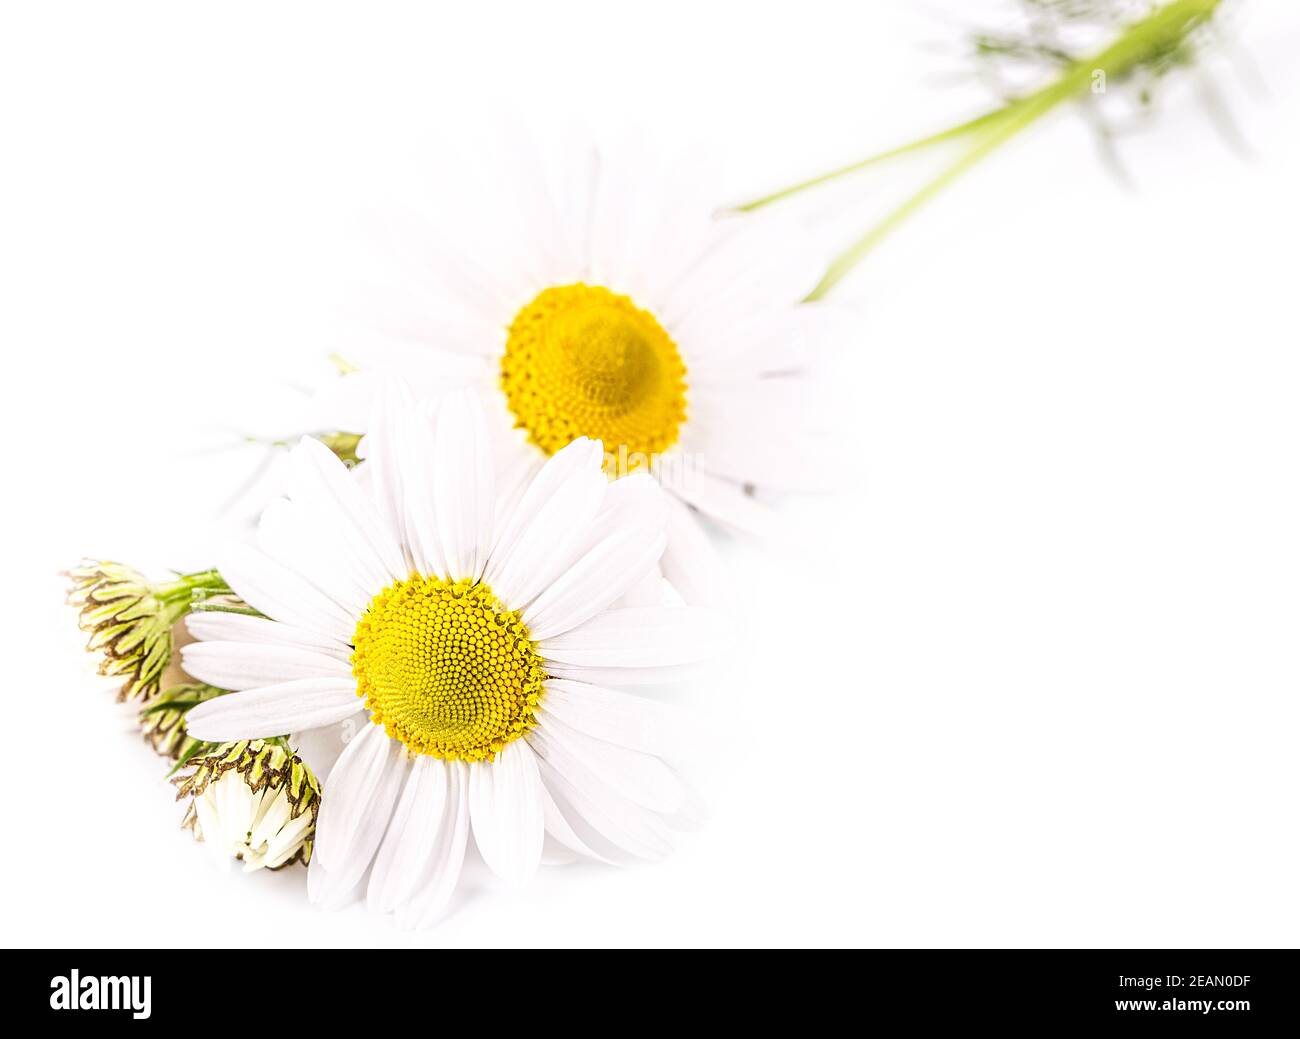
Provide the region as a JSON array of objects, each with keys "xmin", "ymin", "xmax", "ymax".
[
  {"xmin": 311, "ymin": 135, "xmax": 853, "ymax": 606},
  {"xmin": 180, "ymin": 390, "xmax": 724, "ymax": 927}
]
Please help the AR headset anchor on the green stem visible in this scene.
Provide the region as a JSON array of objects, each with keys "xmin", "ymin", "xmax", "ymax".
[
  {"xmin": 807, "ymin": 77, "xmax": 1067, "ymax": 300},
  {"xmin": 153, "ymin": 569, "xmax": 230, "ymax": 607},
  {"xmin": 733, "ymin": 106, "xmax": 1011, "ymax": 213},
  {"xmin": 139, "ymin": 698, "xmax": 212, "ymax": 715},
  {"xmin": 764, "ymin": 0, "xmax": 1221, "ymax": 300},
  {"xmin": 168, "ymin": 738, "xmax": 213, "ymax": 776},
  {"xmin": 189, "ymin": 602, "xmax": 263, "ymax": 617}
]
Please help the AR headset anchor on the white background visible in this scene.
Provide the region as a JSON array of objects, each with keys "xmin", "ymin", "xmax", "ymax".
[{"xmin": 3, "ymin": 0, "xmax": 1299, "ymax": 948}]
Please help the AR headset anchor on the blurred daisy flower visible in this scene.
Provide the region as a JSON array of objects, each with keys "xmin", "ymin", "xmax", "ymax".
[
  {"xmin": 313, "ymin": 138, "xmax": 851, "ymax": 604},
  {"xmin": 180, "ymin": 390, "xmax": 720, "ymax": 927}
]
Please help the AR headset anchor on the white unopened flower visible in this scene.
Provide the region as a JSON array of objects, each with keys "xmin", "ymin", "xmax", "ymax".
[
  {"xmin": 181, "ymin": 391, "xmax": 719, "ymax": 927},
  {"xmin": 175, "ymin": 740, "xmax": 321, "ymax": 872}
]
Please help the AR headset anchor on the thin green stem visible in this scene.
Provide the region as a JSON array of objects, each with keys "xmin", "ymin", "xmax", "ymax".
[
  {"xmin": 771, "ymin": 0, "xmax": 1221, "ymax": 299},
  {"xmin": 139, "ymin": 698, "xmax": 212, "ymax": 715},
  {"xmin": 190, "ymin": 602, "xmax": 264, "ymax": 617},
  {"xmin": 733, "ymin": 106, "xmax": 1011, "ymax": 212},
  {"xmin": 807, "ymin": 80, "xmax": 1065, "ymax": 299},
  {"xmin": 168, "ymin": 738, "xmax": 213, "ymax": 776},
  {"xmin": 153, "ymin": 569, "xmax": 230, "ymax": 606}
]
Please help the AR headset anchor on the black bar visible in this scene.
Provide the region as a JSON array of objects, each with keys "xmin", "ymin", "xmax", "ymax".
[{"xmin": 3, "ymin": 950, "xmax": 1295, "ymax": 1027}]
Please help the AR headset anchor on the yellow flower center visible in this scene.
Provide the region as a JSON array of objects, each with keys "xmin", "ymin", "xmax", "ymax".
[
  {"xmin": 352, "ymin": 577, "xmax": 544, "ymax": 762},
  {"xmin": 500, "ymin": 284, "xmax": 688, "ymax": 470}
]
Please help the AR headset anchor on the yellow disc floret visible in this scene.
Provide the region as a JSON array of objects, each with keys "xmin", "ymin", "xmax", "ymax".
[
  {"xmin": 352, "ymin": 576, "xmax": 544, "ymax": 762},
  {"xmin": 500, "ymin": 283, "xmax": 688, "ymax": 468}
]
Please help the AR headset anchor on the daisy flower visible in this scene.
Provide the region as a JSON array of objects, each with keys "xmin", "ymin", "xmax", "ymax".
[
  {"xmin": 180, "ymin": 390, "xmax": 722, "ymax": 927},
  {"xmin": 321, "ymin": 138, "xmax": 845, "ymax": 605}
]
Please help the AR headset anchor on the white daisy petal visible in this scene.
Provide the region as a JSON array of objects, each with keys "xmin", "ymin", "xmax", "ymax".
[
  {"xmin": 215, "ymin": 774, "xmax": 254, "ymax": 851},
  {"xmin": 367, "ymin": 756, "xmax": 449, "ymax": 914},
  {"xmin": 634, "ymin": 211, "xmax": 741, "ymax": 310},
  {"xmin": 363, "ymin": 378, "xmax": 418, "ymax": 573},
  {"xmin": 371, "ymin": 202, "xmax": 527, "ymax": 323},
  {"xmin": 181, "ymin": 641, "xmax": 351, "ymax": 691},
  {"xmin": 312, "ymin": 725, "xmax": 405, "ymax": 885},
  {"xmin": 191, "ymin": 795, "xmax": 233, "ymax": 871},
  {"xmin": 697, "ymin": 432, "xmax": 836, "ymax": 493},
  {"xmin": 683, "ymin": 311, "xmax": 803, "ymax": 383},
  {"xmin": 184, "ymin": 611, "xmax": 352, "ymax": 659},
  {"xmin": 484, "ymin": 437, "xmax": 608, "ymax": 606},
  {"xmin": 344, "ymin": 276, "xmax": 504, "ymax": 356},
  {"xmin": 468, "ymin": 740, "xmax": 545, "ymax": 887},
  {"xmin": 538, "ymin": 782, "xmax": 613, "ymax": 865},
  {"xmin": 465, "ymin": 760, "xmax": 498, "ymax": 881},
  {"xmin": 528, "ymin": 714, "xmax": 683, "ymax": 815},
  {"xmin": 539, "ymin": 678, "xmax": 689, "ymax": 758},
  {"xmin": 539, "ymin": 782, "xmax": 652, "ymax": 867},
  {"xmin": 523, "ymin": 475, "xmax": 668, "ymax": 639},
  {"xmin": 670, "ymin": 472, "xmax": 774, "ymax": 539},
  {"xmin": 257, "ymin": 497, "xmax": 372, "ymax": 616},
  {"xmin": 554, "ymin": 141, "xmax": 600, "ymax": 281},
  {"xmin": 395, "ymin": 761, "xmax": 471, "ymax": 929},
  {"xmin": 587, "ymin": 138, "xmax": 648, "ymax": 288},
  {"xmin": 540, "ymin": 839, "xmax": 580, "ymax": 867},
  {"xmin": 261, "ymin": 811, "xmax": 315, "ymax": 870},
  {"xmin": 287, "ymin": 436, "xmax": 407, "ymax": 588},
  {"xmin": 534, "ymin": 757, "xmax": 674, "ymax": 861},
  {"xmin": 393, "ymin": 402, "xmax": 448, "ymax": 579},
  {"xmin": 491, "ymin": 440, "xmax": 544, "ymax": 543},
  {"xmin": 615, "ymin": 564, "xmax": 667, "ymax": 608},
  {"xmin": 659, "ymin": 495, "xmax": 732, "ymax": 608},
  {"xmin": 185, "ymin": 679, "xmax": 361, "ymax": 742},
  {"xmin": 660, "ymin": 780, "xmax": 711, "ymax": 835},
  {"xmin": 539, "ymin": 605, "xmax": 729, "ymax": 668},
  {"xmin": 216, "ymin": 541, "xmax": 355, "ymax": 640},
  {"xmin": 500, "ymin": 128, "xmax": 580, "ymax": 286},
  {"xmin": 661, "ymin": 213, "xmax": 822, "ymax": 335},
  {"xmin": 688, "ymin": 302, "xmax": 852, "ymax": 384},
  {"xmin": 433, "ymin": 390, "xmax": 495, "ymax": 581},
  {"xmin": 306, "ymin": 854, "xmax": 347, "ymax": 907},
  {"xmin": 544, "ymin": 660, "xmax": 710, "ymax": 687},
  {"xmin": 685, "ymin": 378, "xmax": 837, "ymax": 491}
]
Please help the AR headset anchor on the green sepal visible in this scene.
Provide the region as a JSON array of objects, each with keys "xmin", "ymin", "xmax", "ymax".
[{"xmin": 138, "ymin": 683, "xmax": 227, "ymax": 759}]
